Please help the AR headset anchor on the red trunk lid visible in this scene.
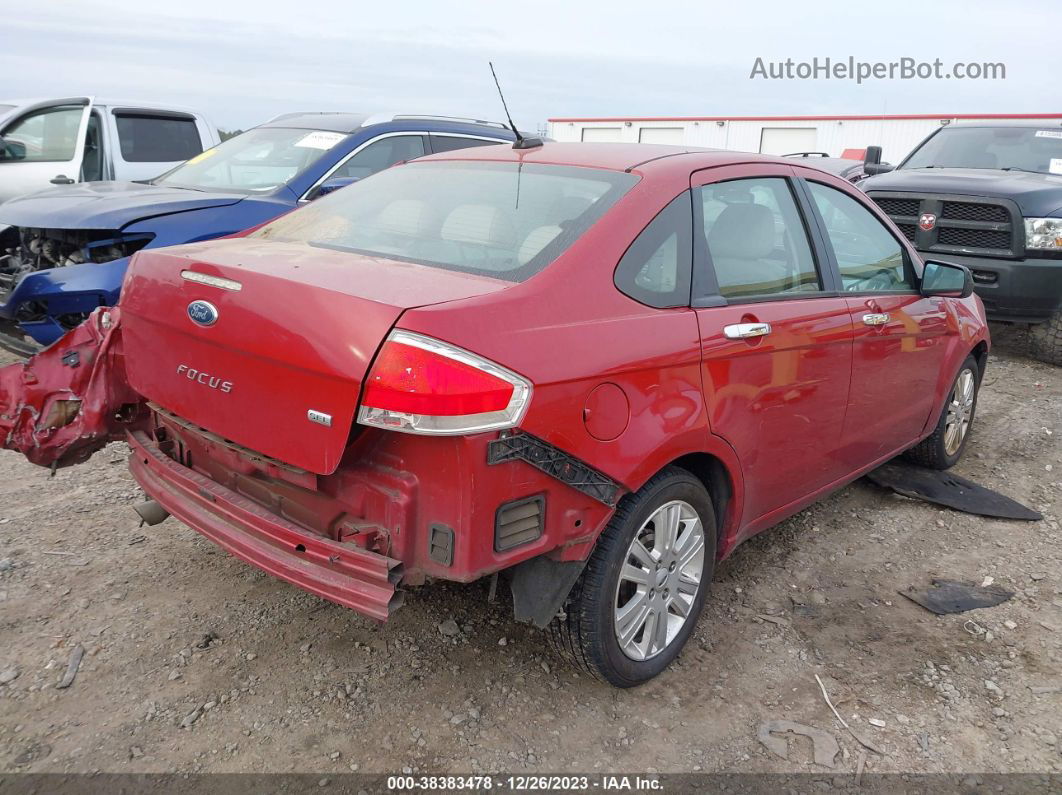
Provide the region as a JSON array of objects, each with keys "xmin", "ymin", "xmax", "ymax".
[{"xmin": 120, "ymin": 238, "xmax": 508, "ymax": 474}]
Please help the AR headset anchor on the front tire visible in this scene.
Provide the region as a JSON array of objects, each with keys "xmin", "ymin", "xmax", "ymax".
[
  {"xmin": 903, "ymin": 354, "xmax": 980, "ymax": 470},
  {"xmin": 548, "ymin": 467, "xmax": 716, "ymax": 687},
  {"xmin": 1029, "ymin": 310, "xmax": 1062, "ymax": 367}
]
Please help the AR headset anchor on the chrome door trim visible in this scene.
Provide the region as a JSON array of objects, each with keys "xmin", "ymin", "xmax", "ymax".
[{"xmin": 723, "ymin": 322, "xmax": 772, "ymax": 340}]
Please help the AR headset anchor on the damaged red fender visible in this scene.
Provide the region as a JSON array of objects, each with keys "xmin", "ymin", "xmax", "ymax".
[{"xmin": 0, "ymin": 308, "xmax": 143, "ymax": 469}]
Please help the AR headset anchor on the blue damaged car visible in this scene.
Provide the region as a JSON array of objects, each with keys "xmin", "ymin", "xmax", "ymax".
[{"xmin": 0, "ymin": 113, "xmax": 515, "ymax": 354}]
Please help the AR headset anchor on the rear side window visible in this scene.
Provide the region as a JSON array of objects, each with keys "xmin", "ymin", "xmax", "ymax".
[
  {"xmin": 115, "ymin": 114, "xmax": 202, "ymax": 162},
  {"xmin": 698, "ymin": 177, "xmax": 820, "ymax": 299},
  {"xmin": 807, "ymin": 181, "xmax": 913, "ymax": 292},
  {"xmin": 254, "ymin": 160, "xmax": 638, "ymax": 282},
  {"xmin": 429, "ymin": 135, "xmax": 504, "ymax": 153},
  {"xmin": 614, "ymin": 192, "xmax": 692, "ymax": 308}
]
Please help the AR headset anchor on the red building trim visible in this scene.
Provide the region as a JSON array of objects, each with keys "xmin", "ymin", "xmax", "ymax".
[{"xmin": 548, "ymin": 113, "xmax": 1062, "ymax": 123}]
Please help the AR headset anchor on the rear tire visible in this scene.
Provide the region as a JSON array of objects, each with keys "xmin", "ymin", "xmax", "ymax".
[
  {"xmin": 1029, "ymin": 310, "xmax": 1062, "ymax": 367},
  {"xmin": 903, "ymin": 355, "xmax": 980, "ymax": 470},
  {"xmin": 548, "ymin": 467, "xmax": 716, "ymax": 687}
]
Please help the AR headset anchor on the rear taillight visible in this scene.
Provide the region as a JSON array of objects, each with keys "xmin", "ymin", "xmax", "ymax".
[{"xmin": 357, "ymin": 330, "xmax": 532, "ymax": 435}]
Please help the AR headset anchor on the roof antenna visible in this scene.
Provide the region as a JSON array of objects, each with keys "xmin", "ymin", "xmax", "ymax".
[{"xmin": 489, "ymin": 62, "xmax": 543, "ymax": 150}]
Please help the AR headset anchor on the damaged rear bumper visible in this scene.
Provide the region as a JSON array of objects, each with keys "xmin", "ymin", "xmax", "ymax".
[
  {"xmin": 127, "ymin": 429, "xmax": 405, "ymax": 621},
  {"xmin": 0, "ymin": 307, "xmax": 142, "ymax": 468}
]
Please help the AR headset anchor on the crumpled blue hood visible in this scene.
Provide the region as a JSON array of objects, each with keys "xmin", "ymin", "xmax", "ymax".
[{"xmin": 0, "ymin": 181, "xmax": 244, "ymax": 230}]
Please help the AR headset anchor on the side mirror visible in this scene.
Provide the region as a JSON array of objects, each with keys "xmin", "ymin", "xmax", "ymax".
[
  {"xmin": 312, "ymin": 176, "xmax": 358, "ymax": 199},
  {"xmin": 921, "ymin": 260, "xmax": 974, "ymax": 298},
  {"xmin": 0, "ymin": 135, "xmax": 26, "ymax": 161},
  {"xmin": 863, "ymin": 145, "xmax": 894, "ymax": 175}
]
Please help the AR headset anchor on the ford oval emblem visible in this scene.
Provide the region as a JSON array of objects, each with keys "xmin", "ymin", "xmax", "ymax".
[{"xmin": 187, "ymin": 300, "xmax": 219, "ymax": 327}]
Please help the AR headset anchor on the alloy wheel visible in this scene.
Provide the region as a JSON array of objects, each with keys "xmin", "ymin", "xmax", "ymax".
[
  {"xmin": 944, "ymin": 368, "xmax": 976, "ymax": 456},
  {"xmin": 613, "ymin": 500, "xmax": 705, "ymax": 661}
]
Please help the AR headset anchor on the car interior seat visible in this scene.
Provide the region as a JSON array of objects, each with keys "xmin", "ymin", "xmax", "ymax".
[
  {"xmin": 517, "ymin": 225, "xmax": 564, "ymax": 266},
  {"xmin": 707, "ymin": 203, "xmax": 791, "ymax": 298},
  {"xmin": 438, "ymin": 204, "xmax": 517, "ymax": 270}
]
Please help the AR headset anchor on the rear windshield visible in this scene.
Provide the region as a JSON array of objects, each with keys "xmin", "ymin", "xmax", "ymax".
[
  {"xmin": 902, "ymin": 126, "xmax": 1062, "ymax": 175},
  {"xmin": 252, "ymin": 160, "xmax": 639, "ymax": 281}
]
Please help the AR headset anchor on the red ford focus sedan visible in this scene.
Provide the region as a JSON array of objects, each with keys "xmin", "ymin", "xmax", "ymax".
[{"xmin": 0, "ymin": 142, "xmax": 989, "ymax": 686}]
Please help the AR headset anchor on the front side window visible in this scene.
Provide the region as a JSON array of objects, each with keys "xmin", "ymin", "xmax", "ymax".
[
  {"xmin": 254, "ymin": 160, "xmax": 638, "ymax": 282},
  {"xmin": 614, "ymin": 192, "xmax": 692, "ymax": 308},
  {"xmin": 698, "ymin": 177, "xmax": 820, "ymax": 299},
  {"xmin": 333, "ymin": 135, "xmax": 426, "ymax": 180},
  {"xmin": 807, "ymin": 181, "xmax": 912, "ymax": 292},
  {"xmin": 155, "ymin": 127, "xmax": 350, "ymax": 192},
  {"xmin": 115, "ymin": 114, "xmax": 202, "ymax": 162},
  {"xmin": 0, "ymin": 104, "xmax": 84, "ymax": 162}
]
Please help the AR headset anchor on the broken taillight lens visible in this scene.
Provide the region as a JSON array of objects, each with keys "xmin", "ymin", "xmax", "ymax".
[{"xmin": 357, "ymin": 330, "xmax": 532, "ymax": 435}]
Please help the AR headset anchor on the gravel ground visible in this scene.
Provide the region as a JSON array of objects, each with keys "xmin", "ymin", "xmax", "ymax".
[{"xmin": 0, "ymin": 325, "xmax": 1059, "ymax": 776}]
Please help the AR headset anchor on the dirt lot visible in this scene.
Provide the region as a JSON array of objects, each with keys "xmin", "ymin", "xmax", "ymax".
[{"xmin": 0, "ymin": 326, "xmax": 1059, "ymax": 778}]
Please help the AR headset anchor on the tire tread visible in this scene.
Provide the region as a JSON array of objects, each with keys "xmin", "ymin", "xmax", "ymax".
[{"xmin": 1029, "ymin": 311, "xmax": 1062, "ymax": 367}]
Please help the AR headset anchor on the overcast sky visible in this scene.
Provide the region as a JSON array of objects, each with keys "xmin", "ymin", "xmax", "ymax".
[{"xmin": 3, "ymin": 0, "xmax": 1058, "ymax": 131}]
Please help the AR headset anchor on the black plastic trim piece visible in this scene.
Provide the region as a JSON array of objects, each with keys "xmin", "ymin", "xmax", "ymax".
[
  {"xmin": 428, "ymin": 523, "xmax": 454, "ymax": 566},
  {"xmin": 510, "ymin": 555, "xmax": 586, "ymax": 628},
  {"xmin": 791, "ymin": 176, "xmax": 844, "ymax": 293},
  {"xmin": 487, "ymin": 432, "xmax": 620, "ymax": 507},
  {"xmin": 494, "ymin": 494, "xmax": 545, "ymax": 552},
  {"xmin": 110, "ymin": 107, "xmax": 198, "ymax": 121}
]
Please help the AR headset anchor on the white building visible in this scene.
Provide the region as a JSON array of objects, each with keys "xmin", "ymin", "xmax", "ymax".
[{"xmin": 546, "ymin": 113, "xmax": 1062, "ymax": 164}]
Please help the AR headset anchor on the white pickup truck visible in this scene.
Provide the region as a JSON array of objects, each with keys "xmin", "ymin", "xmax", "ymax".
[{"xmin": 0, "ymin": 97, "xmax": 219, "ymax": 204}]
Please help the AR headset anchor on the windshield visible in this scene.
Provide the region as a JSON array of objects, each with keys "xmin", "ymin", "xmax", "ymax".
[
  {"xmin": 253, "ymin": 160, "xmax": 639, "ymax": 282},
  {"xmin": 155, "ymin": 127, "xmax": 350, "ymax": 192},
  {"xmin": 902, "ymin": 126, "xmax": 1062, "ymax": 174}
]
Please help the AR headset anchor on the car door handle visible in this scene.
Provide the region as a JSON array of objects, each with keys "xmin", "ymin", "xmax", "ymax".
[
  {"xmin": 862, "ymin": 313, "xmax": 890, "ymax": 326},
  {"xmin": 724, "ymin": 322, "xmax": 771, "ymax": 339},
  {"xmin": 50, "ymin": 174, "xmax": 75, "ymax": 185}
]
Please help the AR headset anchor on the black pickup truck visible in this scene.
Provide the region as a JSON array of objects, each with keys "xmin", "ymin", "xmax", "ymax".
[{"xmin": 863, "ymin": 121, "xmax": 1062, "ymax": 365}]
